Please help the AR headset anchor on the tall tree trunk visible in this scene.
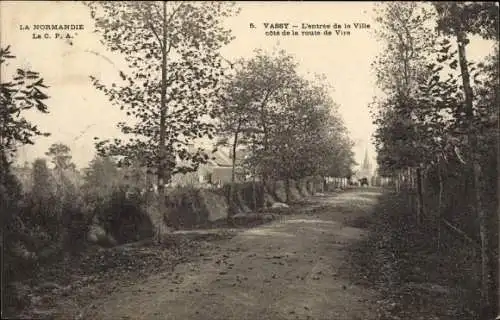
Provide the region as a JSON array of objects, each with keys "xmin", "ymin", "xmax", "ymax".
[
  {"xmin": 497, "ymin": 106, "xmax": 500, "ymax": 320},
  {"xmin": 416, "ymin": 165, "xmax": 424, "ymax": 226},
  {"xmin": 395, "ymin": 172, "xmax": 400, "ymax": 192},
  {"xmin": 409, "ymin": 168, "xmax": 412, "ymax": 189},
  {"xmin": 156, "ymin": 1, "xmax": 168, "ymax": 243},
  {"xmin": 407, "ymin": 167, "xmax": 412, "ymax": 190},
  {"xmin": 259, "ymin": 90, "xmax": 273, "ymax": 153},
  {"xmin": 401, "ymin": 170, "xmax": 405, "ymax": 190},
  {"xmin": 231, "ymin": 136, "xmax": 238, "ymax": 184},
  {"xmin": 399, "ymin": 171, "xmax": 403, "ymax": 192},
  {"xmin": 406, "ymin": 168, "xmax": 413, "ymax": 214},
  {"xmin": 437, "ymin": 159, "xmax": 444, "ymax": 250},
  {"xmin": 456, "ymin": 28, "xmax": 491, "ymax": 316},
  {"xmin": 228, "ymin": 127, "xmax": 240, "ymax": 217},
  {"xmin": 262, "ymin": 174, "xmax": 271, "ymax": 202},
  {"xmin": 231, "ymin": 121, "xmax": 241, "ymax": 184},
  {"xmin": 252, "ymin": 176, "xmax": 257, "ymax": 210},
  {"xmin": 285, "ymin": 178, "xmax": 290, "ymax": 203}
]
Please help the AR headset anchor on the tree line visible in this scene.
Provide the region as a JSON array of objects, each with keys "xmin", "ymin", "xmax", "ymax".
[
  {"xmin": 1, "ymin": 2, "xmax": 356, "ymax": 305},
  {"xmin": 371, "ymin": 2, "xmax": 498, "ymax": 317},
  {"xmin": 218, "ymin": 49, "xmax": 355, "ymax": 207}
]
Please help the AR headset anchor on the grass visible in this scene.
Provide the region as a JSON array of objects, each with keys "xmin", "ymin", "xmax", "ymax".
[{"xmin": 341, "ymin": 190, "xmax": 483, "ymax": 320}]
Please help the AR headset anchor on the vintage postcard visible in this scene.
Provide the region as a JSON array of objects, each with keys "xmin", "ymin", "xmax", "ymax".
[{"xmin": 1, "ymin": 1, "xmax": 498, "ymax": 319}]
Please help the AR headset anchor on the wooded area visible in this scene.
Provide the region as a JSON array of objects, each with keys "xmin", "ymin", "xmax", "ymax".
[{"xmin": 371, "ymin": 2, "xmax": 498, "ymax": 318}]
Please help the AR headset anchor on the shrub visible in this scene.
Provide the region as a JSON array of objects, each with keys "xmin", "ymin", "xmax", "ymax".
[
  {"xmin": 165, "ymin": 186, "xmax": 206, "ymax": 229},
  {"xmin": 90, "ymin": 186, "xmax": 153, "ymax": 244}
]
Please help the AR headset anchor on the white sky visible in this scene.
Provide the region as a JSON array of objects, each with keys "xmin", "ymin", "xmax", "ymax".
[{"xmin": 1, "ymin": 1, "xmax": 495, "ymax": 171}]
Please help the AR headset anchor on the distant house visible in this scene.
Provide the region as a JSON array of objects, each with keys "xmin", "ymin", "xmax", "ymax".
[
  {"xmin": 201, "ymin": 147, "xmax": 249, "ymax": 185},
  {"xmin": 197, "ymin": 148, "xmax": 232, "ymax": 186},
  {"xmin": 169, "ymin": 145, "xmax": 249, "ymax": 187}
]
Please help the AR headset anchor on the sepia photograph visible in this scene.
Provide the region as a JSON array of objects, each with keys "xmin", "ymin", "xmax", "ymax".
[{"xmin": 1, "ymin": 1, "xmax": 498, "ymax": 319}]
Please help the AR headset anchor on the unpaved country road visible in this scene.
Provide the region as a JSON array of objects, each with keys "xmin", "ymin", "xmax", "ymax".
[{"xmin": 88, "ymin": 189, "xmax": 382, "ymax": 320}]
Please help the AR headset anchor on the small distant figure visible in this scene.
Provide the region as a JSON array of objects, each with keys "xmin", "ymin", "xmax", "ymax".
[
  {"xmin": 348, "ymin": 178, "xmax": 359, "ymax": 187},
  {"xmin": 360, "ymin": 177, "xmax": 369, "ymax": 187}
]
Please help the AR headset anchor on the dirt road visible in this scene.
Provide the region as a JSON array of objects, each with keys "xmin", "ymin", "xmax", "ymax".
[{"xmin": 87, "ymin": 189, "xmax": 382, "ymax": 320}]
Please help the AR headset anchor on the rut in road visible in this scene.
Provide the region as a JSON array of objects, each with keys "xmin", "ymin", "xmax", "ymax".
[{"xmin": 87, "ymin": 189, "xmax": 381, "ymax": 320}]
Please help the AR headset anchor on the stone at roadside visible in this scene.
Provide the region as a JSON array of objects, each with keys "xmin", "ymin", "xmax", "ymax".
[
  {"xmin": 87, "ymin": 224, "xmax": 117, "ymax": 247},
  {"xmin": 271, "ymin": 202, "xmax": 289, "ymax": 209}
]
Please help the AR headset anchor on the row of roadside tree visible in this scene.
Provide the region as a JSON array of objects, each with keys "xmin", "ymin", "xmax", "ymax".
[
  {"xmin": 370, "ymin": 2, "xmax": 498, "ymax": 318},
  {"xmin": 1, "ymin": 1, "xmax": 356, "ymax": 296}
]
